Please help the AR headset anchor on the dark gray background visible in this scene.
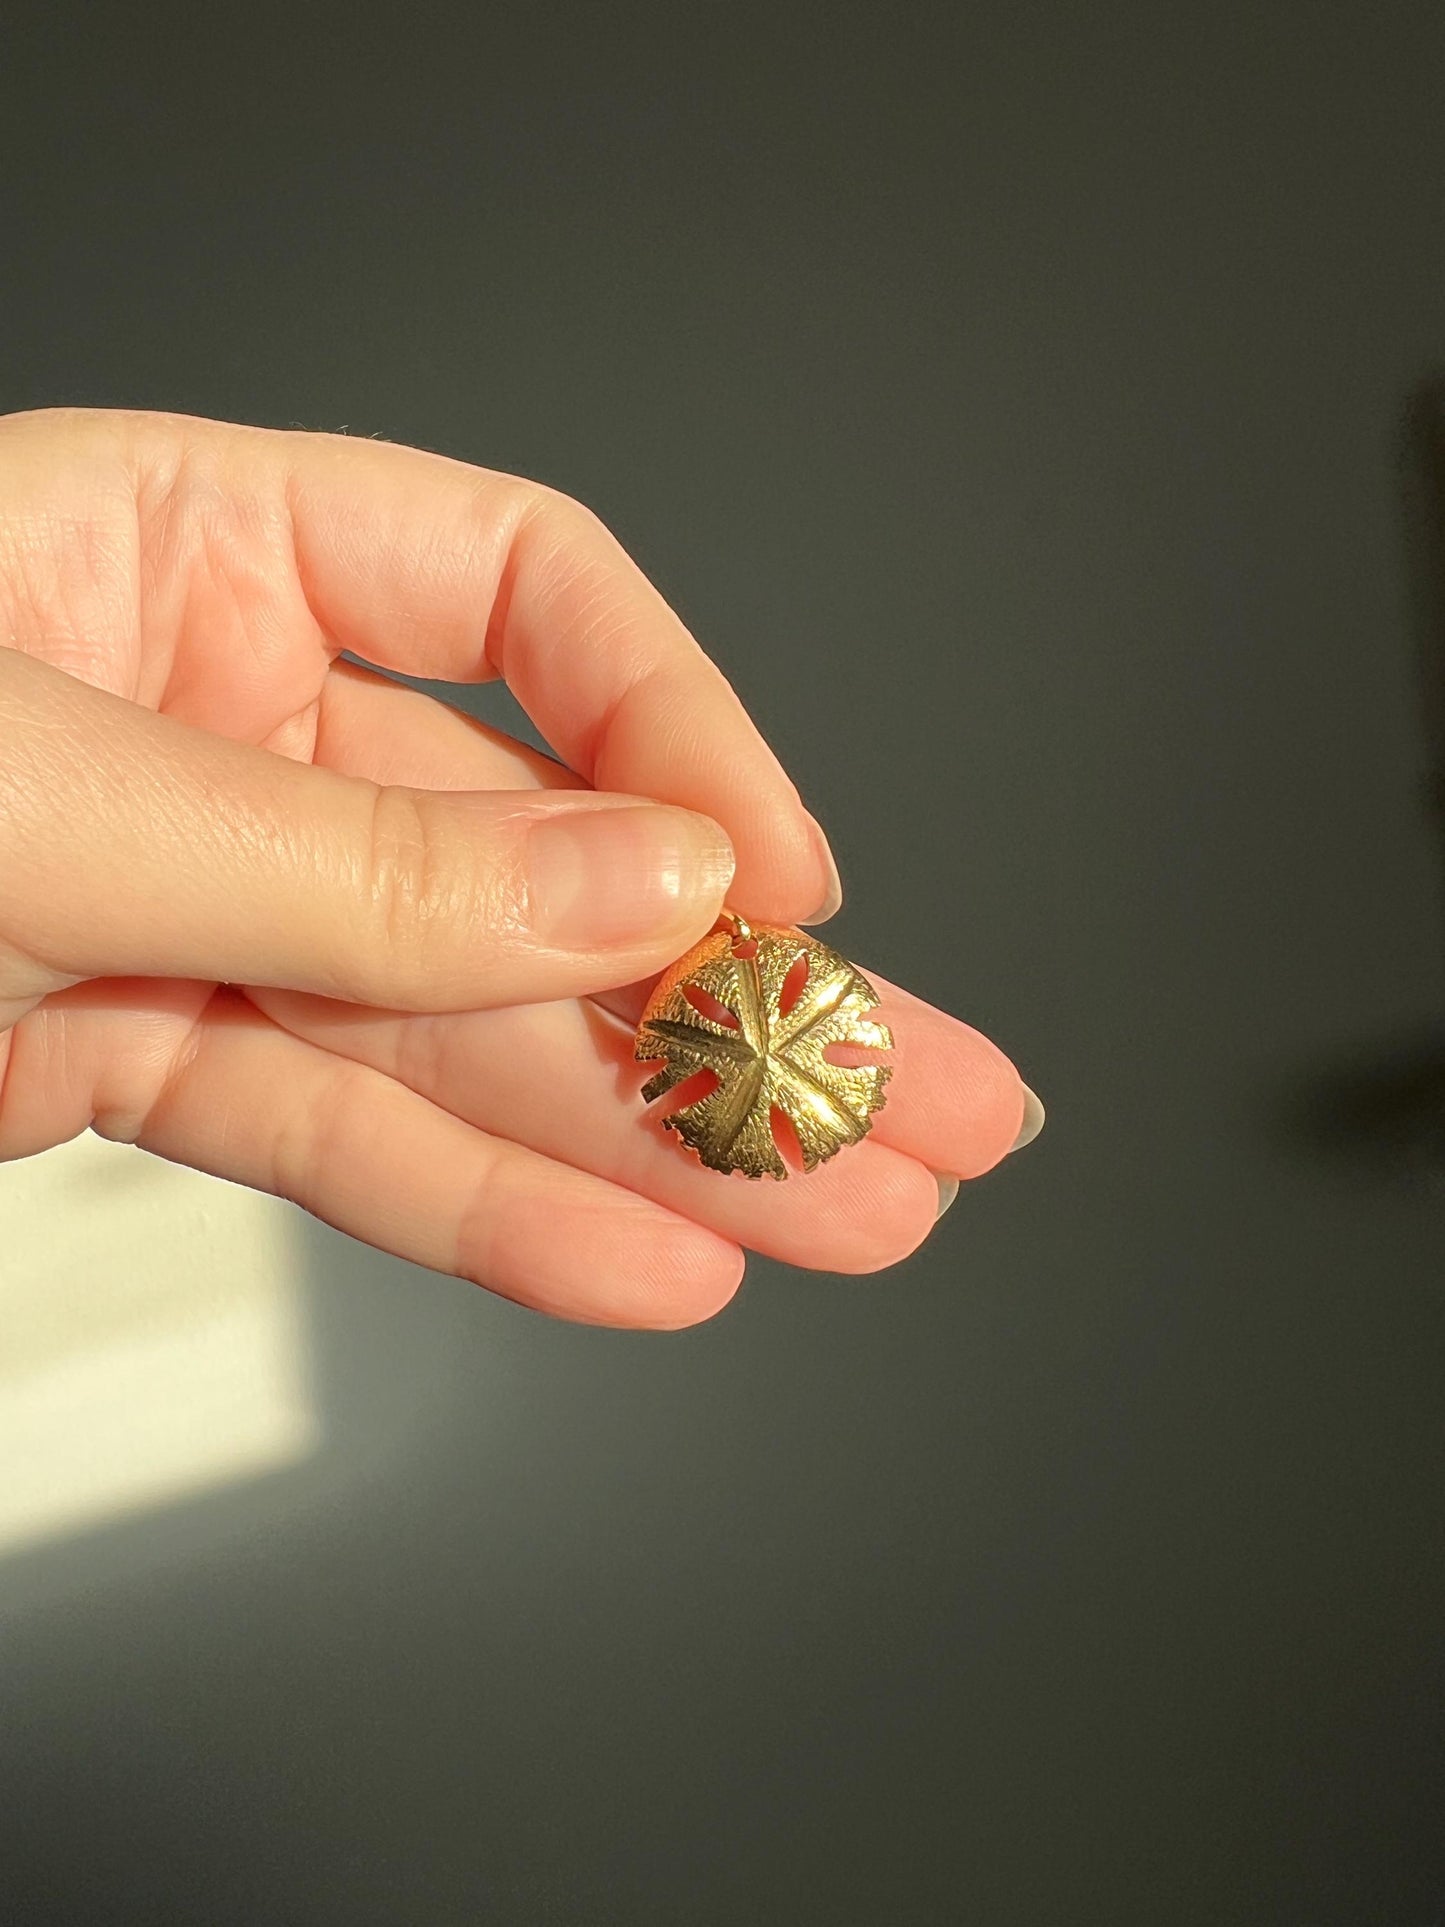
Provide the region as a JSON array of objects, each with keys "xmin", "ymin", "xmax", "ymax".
[{"xmin": 2, "ymin": 5, "xmax": 1444, "ymax": 1921}]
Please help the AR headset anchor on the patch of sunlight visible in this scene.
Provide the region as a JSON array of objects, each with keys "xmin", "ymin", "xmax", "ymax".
[{"xmin": 0, "ymin": 1133, "xmax": 319, "ymax": 1558}]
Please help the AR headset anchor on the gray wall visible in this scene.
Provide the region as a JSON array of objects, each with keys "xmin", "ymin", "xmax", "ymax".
[{"xmin": 2, "ymin": 6, "xmax": 1443, "ymax": 1921}]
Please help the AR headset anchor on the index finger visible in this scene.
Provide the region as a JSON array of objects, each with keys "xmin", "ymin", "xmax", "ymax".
[{"xmin": 273, "ymin": 426, "xmax": 841, "ymax": 925}]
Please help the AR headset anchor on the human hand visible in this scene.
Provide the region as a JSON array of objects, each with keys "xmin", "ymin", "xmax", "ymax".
[{"xmin": 0, "ymin": 409, "xmax": 1040, "ymax": 1327}]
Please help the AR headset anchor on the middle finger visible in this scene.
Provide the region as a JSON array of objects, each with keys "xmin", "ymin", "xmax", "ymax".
[{"xmin": 249, "ymin": 985, "xmax": 940, "ymax": 1275}]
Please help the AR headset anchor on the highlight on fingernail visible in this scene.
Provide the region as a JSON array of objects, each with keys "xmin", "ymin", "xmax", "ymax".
[
  {"xmin": 1011, "ymin": 1084, "xmax": 1045, "ymax": 1152},
  {"xmin": 527, "ymin": 802, "xmax": 735, "ymax": 949}
]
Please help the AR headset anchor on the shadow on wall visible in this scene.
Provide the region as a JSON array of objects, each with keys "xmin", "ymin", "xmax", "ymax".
[{"xmin": 1275, "ymin": 377, "xmax": 1445, "ymax": 1181}]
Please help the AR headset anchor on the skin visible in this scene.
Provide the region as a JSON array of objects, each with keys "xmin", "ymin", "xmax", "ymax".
[{"xmin": 0, "ymin": 409, "xmax": 1036, "ymax": 1330}]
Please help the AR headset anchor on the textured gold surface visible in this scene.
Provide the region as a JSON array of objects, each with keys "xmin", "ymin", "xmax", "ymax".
[{"xmin": 634, "ymin": 920, "xmax": 893, "ymax": 1180}]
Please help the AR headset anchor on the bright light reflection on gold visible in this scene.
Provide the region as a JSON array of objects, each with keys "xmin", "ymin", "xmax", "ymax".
[{"xmin": 0, "ymin": 1134, "xmax": 319, "ymax": 1558}]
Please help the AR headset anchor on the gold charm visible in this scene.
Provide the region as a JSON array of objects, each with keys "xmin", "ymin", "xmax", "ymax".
[{"xmin": 634, "ymin": 914, "xmax": 893, "ymax": 1179}]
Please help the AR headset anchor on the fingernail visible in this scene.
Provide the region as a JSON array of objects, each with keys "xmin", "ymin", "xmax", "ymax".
[
  {"xmin": 803, "ymin": 812, "xmax": 843, "ymax": 922},
  {"xmin": 1011, "ymin": 1084, "xmax": 1045, "ymax": 1152},
  {"xmin": 529, "ymin": 805, "xmax": 736, "ymax": 949},
  {"xmin": 934, "ymin": 1174, "xmax": 960, "ymax": 1218}
]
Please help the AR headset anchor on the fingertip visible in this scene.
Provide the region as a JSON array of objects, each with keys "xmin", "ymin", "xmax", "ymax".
[
  {"xmin": 801, "ymin": 811, "xmax": 843, "ymax": 923},
  {"xmin": 799, "ymin": 1147, "xmax": 941, "ymax": 1276},
  {"xmin": 648, "ymin": 1236, "xmax": 748, "ymax": 1330},
  {"xmin": 479, "ymin": 1162, "xmax": 747, "ymax": 1330},
  {"xmin": 724, "ymin": 807, "xmax": 844, "ymax": 928},
  {"xmin": 587, "ymin": 1221, "xmax": 747, "ymax": 1331},
  {"xmin": 865, "ymin": 978, "xmax": 1034, "ymax": 1181},
  {"xmin": 847, "ymin": 1153, "xmax": 940, "ymax": 1273}
]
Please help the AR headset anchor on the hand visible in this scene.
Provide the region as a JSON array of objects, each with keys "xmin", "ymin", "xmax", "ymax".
[{"xmin": 0, "ymin": 409, "xmax": 1040, "ymax": 1328}]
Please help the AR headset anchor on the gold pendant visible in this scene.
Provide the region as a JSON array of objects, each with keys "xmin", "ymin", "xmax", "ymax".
[{"xmin": 634, "ymin": 913, "xmax": 893, "ymax": 1179}]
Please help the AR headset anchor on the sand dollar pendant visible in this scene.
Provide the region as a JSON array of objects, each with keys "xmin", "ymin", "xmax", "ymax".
[{"xmin": 634, "ymin": 912, "xmax": 893, "ymax": 1179}]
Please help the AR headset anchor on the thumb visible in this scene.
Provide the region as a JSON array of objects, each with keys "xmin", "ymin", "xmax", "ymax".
[{"xmin": 0, "ymin": 650, "xmax": 735, "ymax": 1012}]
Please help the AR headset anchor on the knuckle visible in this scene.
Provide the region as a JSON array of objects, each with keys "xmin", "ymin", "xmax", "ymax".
[
  {"xmin": 529, "ymin": 479, "xmax": 606, "ymax": 544},
  {"xmin": 360, "ymin": 786, "xmax": 522, "ymax": 1005},
  {"xmin": 92, "ymin": 1007, "xmax": 209, "ymax": 1149},
  {"xmin": 0, "ymin": 1002, "xmax": 92, "ymax": 1159},
  {"xmin": 363, "ymin": 785, "xmax": 446, "ymax": 987},
  {"xmin": 268, "ymin": 1057, "xmax": 372, "ymax": 1208},
  {"xmin": 521, "ymin": 484, "xmax": 621, "ymax": 594},
  {"xmin": 957, "ymin": 1036, "xmax": 1029, "ymax": 1178}
]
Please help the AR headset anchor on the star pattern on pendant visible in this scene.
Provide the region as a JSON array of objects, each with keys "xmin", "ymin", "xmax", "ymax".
[{"xmin": 635, "ymin": 923, "xmax": 893, "ymax": 1179}]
